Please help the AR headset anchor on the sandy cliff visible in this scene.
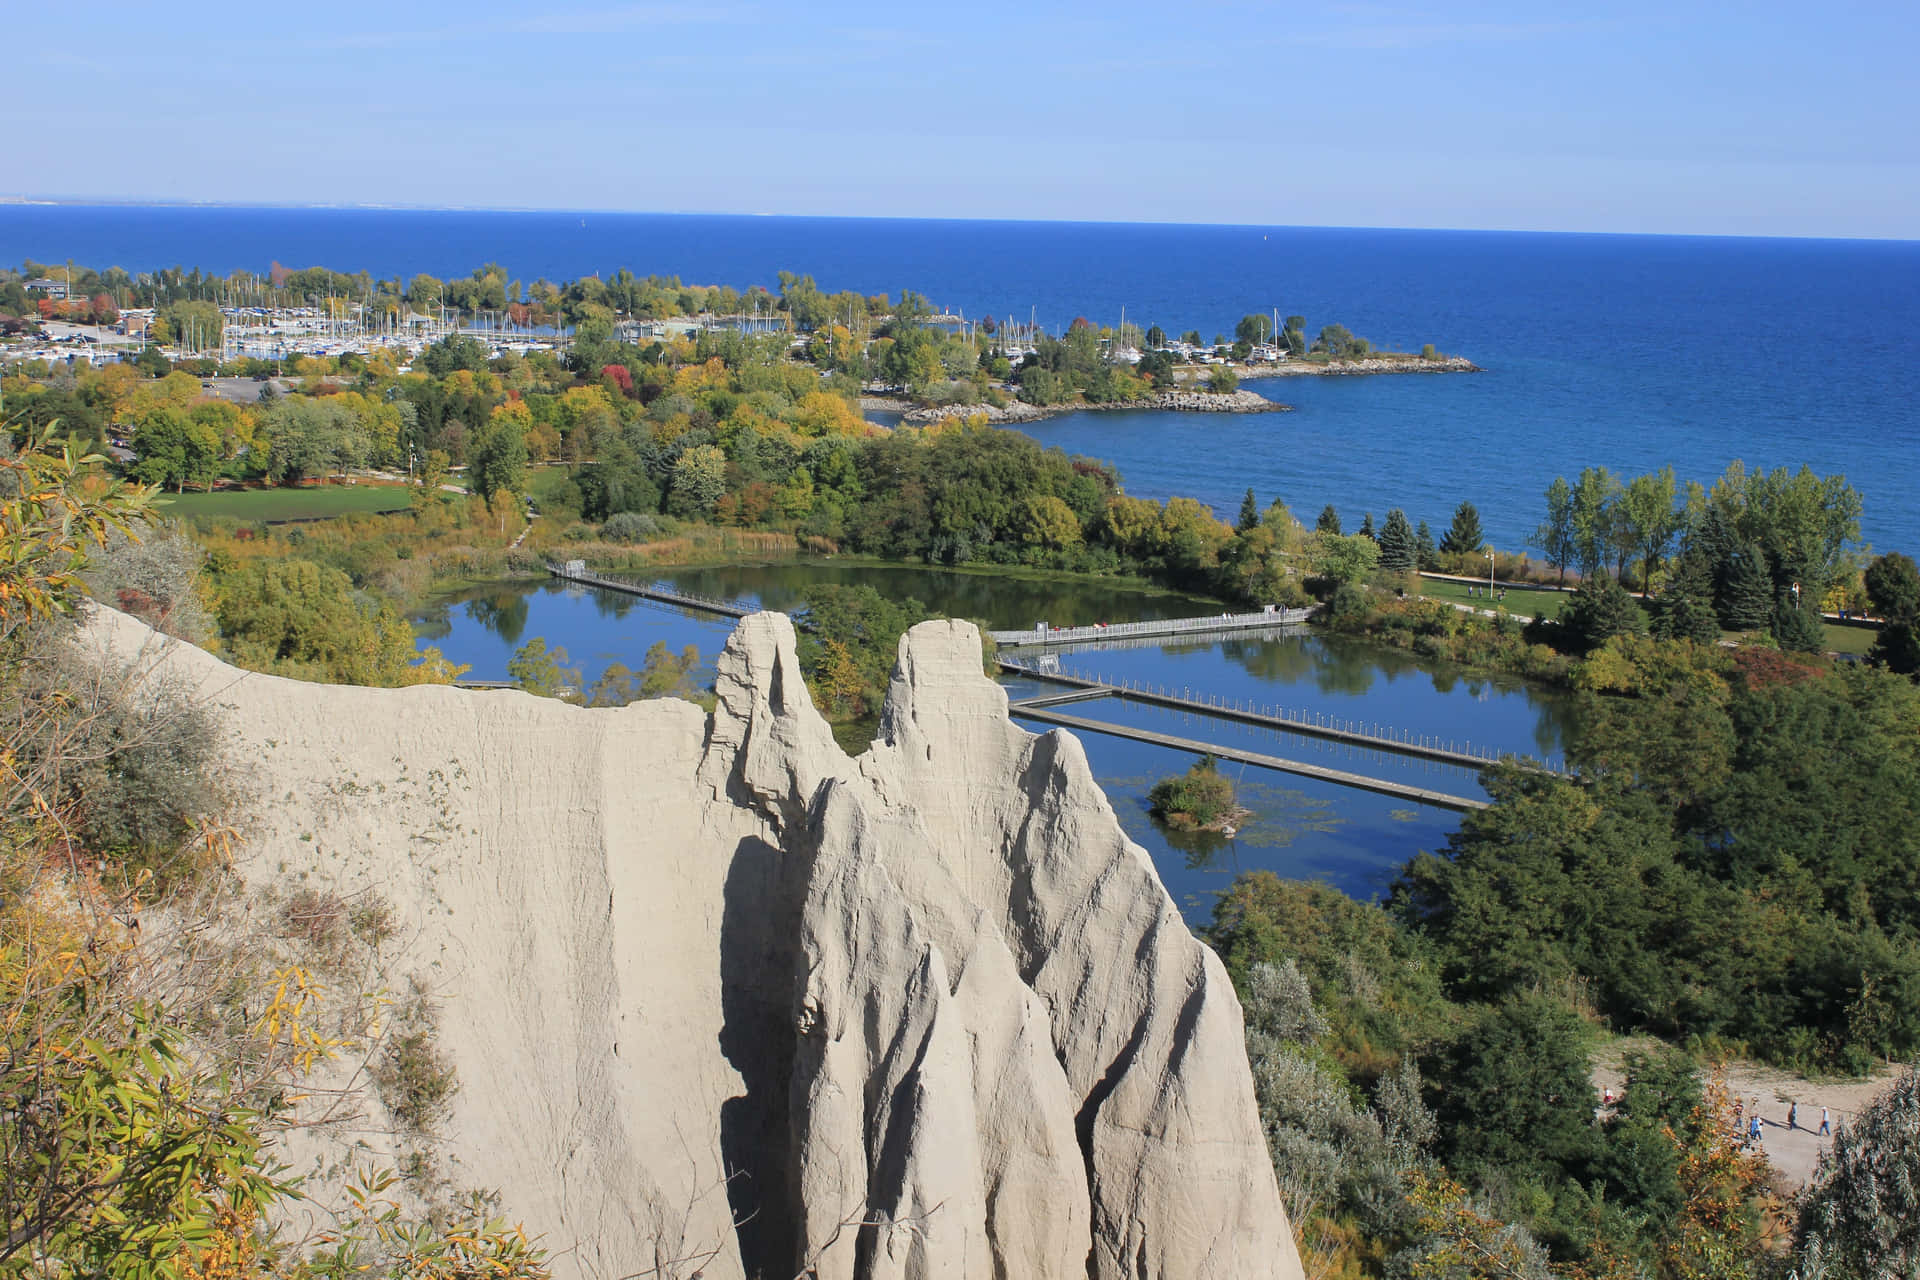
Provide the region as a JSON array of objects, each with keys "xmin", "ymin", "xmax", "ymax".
[{"xmin": 90, "ymin": 607, "xmax": 1301, "ymax": 1280}]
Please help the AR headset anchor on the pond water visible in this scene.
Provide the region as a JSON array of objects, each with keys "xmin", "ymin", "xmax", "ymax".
[{"xmin": 413, "ymin": 564, "xmax": 1573, "ymax": 922}]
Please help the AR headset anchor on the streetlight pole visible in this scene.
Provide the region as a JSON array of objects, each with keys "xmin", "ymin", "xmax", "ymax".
[{"xmin": 1486, "ymin": 549, "xmax": 1496, "ymax": 599}]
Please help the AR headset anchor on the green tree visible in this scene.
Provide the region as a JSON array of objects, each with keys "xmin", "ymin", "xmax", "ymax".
[
  {"xmin": 468, "ymin": 417, "xmax": 528, "ymax": 504},
  {"xmin": 1559, "ymin": 574, "xmax": 1649, "ymax": 653},
  {"xmin": 1716, "ymin": 543, "xmax": 1775, "ymax": 631},
  {"xmin": 1311, "ymin": 532, "xmax": 1380, "ymax": 587},
  {"xmin": 1144, "ymin": 324, "xmax": 1166, "ymax": 349},
  {"xmin": 1208, "ymin": 365, "xmax": 1239, "ymax": 393},
  {"xmin": 1316, "ymin": 504, "xmax": 1342, "ymax": 536},
  {"xmin": 1570, "ymin": 466, "xmax": 1622, "ymax": 580},
  {"xmin": 1358, "ymin": 512, "xmax": 1375, "ymax": 541},
  {"xmin": 131, "ymin": 406, "xmax": 220, "ymax": 493},
  {"xmin": 1439, "ymin": 501, "xmax": 1485, "ymax": 557},
  {"xmin": 507, "ymin": 637, "xmax": 579, "ymax": 699},
  {"xmin": 1235, "ymin": 314, "xmax": 1274, "ymax": 345},
  {"xmin": 1377, "ymin": 508, "xmax": 1417, "ymax": 574},
  {"xmin": 264, "ymin": 397, "xmax": 368, "ymax": 485},
  {"xmin": 1796, "ymin": 1061, "xmax": 1920, "ymax": 1280},
  {"xmin": 1864, "ymin": 552, "xmax": 1920, "ymax": 622},
  {"xmin": 1771, "ymin": 593, "xmax": 1826, "ymax": 654},
  {"xmin": 1618, "ymin": 467, "xmax": 1684, "ymax": 595},
  {"xmin": 1236, "ymin": 487, "xmax": 1261, "ymax": 533},
  {"xmin": 1531, "ymin": 476, "xmax": 1576, "ymax": 585},
  {"xmin": 1415, "ymin": 520, "xmax": 1439, "ymax": 571},
  {"xmin": 1431, "ymin": 994, "xmax": 1598, "ymax": 1184},
  {"xmin": 1870, "ymin": 621, "xmax": 1920, "ymax": 676},
  {"xmin": 666, "ymin": 444, "xmax": 728, "ymax": 517},
  {"xmin": 406, "ymin": 272, "xmax": 444, "ymax": 313}
]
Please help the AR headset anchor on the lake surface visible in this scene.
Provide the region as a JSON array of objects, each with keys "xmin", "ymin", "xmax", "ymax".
[
  {"xmin": 415, "ymin": 566, "xmax": 1572, "ymax": 919},
  {"xmin": 11, "ymin": 206, "xmax": 1918, "ymax": 553}
]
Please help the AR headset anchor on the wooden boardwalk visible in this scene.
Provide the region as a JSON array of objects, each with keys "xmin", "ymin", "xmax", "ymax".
[
  {"xmin": 1000, "ymin": 660, "xmax": 1561, "ymax": 774},
  {"xmin": 547, "ymin": 562, "xmax": 753, "ymax": 618},
  {"xmin": 988, "ymin": 607, "xmax": 1315, "ymax": 649},
  {"xmin": 1008, "ymin": 704, "xmax": 1488, "ymax": 811}
]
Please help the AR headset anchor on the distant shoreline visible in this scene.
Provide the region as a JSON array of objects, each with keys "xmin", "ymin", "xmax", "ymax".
[
  {"xmin": 880, "ymin": 386, "xmax": 1288, "ymax": 427},
  {"xmin": 868, "ymin": 354, "xmax": 1479, "ymax": 427}
]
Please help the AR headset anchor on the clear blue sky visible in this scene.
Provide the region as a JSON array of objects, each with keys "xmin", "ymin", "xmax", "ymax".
[{"xmin": 13, "ymin": 0, "xmax": 1916, "ymax": 238}]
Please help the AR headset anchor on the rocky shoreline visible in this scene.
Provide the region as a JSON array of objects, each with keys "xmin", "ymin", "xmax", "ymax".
[
  {"xmin": 1228, "ymin": 354, "xmax": 1481, "ymax": 378},
  {"xmin": 898, "ymin": 386, "xmax": 1286, "ymax": 426}
]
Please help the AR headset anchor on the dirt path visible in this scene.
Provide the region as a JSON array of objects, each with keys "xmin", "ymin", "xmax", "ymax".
[{"xmin": 1593, "ymin": 1054, "xmax": 1901, "ymax": 1188}]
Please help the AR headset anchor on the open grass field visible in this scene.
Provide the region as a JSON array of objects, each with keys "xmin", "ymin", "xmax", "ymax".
[
  {"xmin": 1821, "ymin": 620, "xmax": 1880, "ymax": 656},
  {"xmin": 159, "ymin": 486, "xmax": 415, "ymax": 521},
  {"xmin": 1418, "ymin": 575, "xmax": 1573, "ymax": 620},
  {"xmin": 1420, "ymin": 575, "xmax": 1878, "ymax": 656}
]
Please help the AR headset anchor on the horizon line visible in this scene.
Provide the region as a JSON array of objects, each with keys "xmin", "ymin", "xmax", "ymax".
[{"xmin": 2, "ymin": 196, "xmax": 1915, "ymax": 247}]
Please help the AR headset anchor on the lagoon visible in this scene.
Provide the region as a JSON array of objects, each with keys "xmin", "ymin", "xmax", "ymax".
[{"xmin": 414, "ymin": 563, "xmax": 1573, "ymax": 920}]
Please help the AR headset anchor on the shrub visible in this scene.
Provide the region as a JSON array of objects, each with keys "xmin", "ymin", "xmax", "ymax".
[
  {"xmin": 375, "ymin": 987, "xmax": 459, "ymax": 1136},
  {"xmin": 1147, "ymin": 754, "xmax": 1236, "ymax": 829},
  {"xmin": 599, "ymin": 511, "xmax": 661, "ymax": 542}
]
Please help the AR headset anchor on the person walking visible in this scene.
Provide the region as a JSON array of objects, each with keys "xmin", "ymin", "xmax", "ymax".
[
  {"xmin": 1819, "ymin": 1106, "xmax": 1831, "ymax": 1136},
  {"xmin": 1750, "ymin": 1114, "xmax": 1762, "ymax": 1145},
  {"xmin": 1788, "ymin": 1102, "xmax": 1798, "ymax": 1130}
]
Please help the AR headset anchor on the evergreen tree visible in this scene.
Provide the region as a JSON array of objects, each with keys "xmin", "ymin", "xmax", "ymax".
[
  {"xmin": 1237, "ymin": 487, "xmax": 1260, "ymax": 533},
  {"xmin": 1359, "ymin": 512, "xmax": 1376, "ymax": 541},
  {"xmin": 1559, "ymin": 575, "xmax": 1648, "ymax": 653},
  {"xmin": 1377, "ymin": 508, "xmax": 1417, "ymax": 573},
  {"xmin": 1870, "ymin": 621, "xmax": 1920, "ymax": 676},
  {"xmin": 1439, "ymin": 500, "xmax": 1485, "ymax": 556},
  {"xmin": 1316, "ymin": 504, "xmax": 1341, "ymax": 535},
  {"xmin": 1772, "ymin": 595, "xmax": 1827, "ymax": 654},
  {"xmin": 1650, "ymin": 590, "xmax": 1722, "ymax": 645},
  {"xmin": 1414, "ymin": 520, "xmax": 1438, "ymax": 571},
  {"xmin": 1716, "ymin": 543, "xmax": 1775, "ymax": 631}
]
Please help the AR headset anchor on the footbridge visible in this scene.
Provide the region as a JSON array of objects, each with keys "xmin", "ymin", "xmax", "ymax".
[
  {"xmin": 547, "ymin": 561, "xmax": 754, "ymax": 618},
  {"xmin": 988, "ymin": 607, "xmax": 1315, "ymax": 650}
]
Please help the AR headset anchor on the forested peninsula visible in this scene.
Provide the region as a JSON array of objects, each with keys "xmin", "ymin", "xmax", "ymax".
[{"xmin": 6, "ymin": 253, "xmax": 1920, "ymax": 1280}]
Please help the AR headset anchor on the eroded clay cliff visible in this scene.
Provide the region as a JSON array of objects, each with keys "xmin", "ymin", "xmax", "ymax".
[{"xmin": 90, "ymin": 606, "xmax": 1301, "ymax": 1280}]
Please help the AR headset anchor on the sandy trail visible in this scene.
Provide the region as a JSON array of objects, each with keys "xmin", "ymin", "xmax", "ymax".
[{"xmin": 1593, "ymin": 1056, "xmax": 1901, "ymax": 1188}]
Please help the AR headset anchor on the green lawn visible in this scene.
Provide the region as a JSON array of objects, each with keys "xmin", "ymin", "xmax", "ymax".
[
  {"xmin": 158, "ymin": 486, "xmax": 415, "ymax": 521},
  {"xmin": 523, "ymin": 466, "xmax": 579, "ymax": 511},
  {"xmin": 1821, "ymin": 620, "xmax": 1880, "ymax": 657},
  {"xmin": 1417, "ymin": 575, "xmax": 1573, "ymax": 620}
]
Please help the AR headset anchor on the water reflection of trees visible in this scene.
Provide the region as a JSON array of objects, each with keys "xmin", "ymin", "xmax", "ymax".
[
  {"xmin": 657, "ymin": 563, "xmax": 1218, "ymax": 631},
  {"xmin": 447, "ymin": 586, "xmax": 531, "ymax": 646}
]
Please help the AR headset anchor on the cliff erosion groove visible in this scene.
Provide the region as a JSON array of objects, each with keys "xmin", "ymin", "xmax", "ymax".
[{"xmin": 89, "ymin": 606, "xmax": 1302, "ymax": 1280}]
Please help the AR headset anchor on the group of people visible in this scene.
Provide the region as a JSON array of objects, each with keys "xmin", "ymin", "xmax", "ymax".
[
  {"xmin": 1731, "ymin": 1096, "xmax": 1833, "ymax": 1148},
  {"xmin": 1465, "ymin": 584, "xmax": 1508, "ymax": 602},
  {"xmin": 1600, "ymin": 1086, "xmax": 1837, "ymax": 1148}
]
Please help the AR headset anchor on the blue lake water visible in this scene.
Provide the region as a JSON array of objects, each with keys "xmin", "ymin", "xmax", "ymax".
[
  {"xmin": 414, "ymin": 569, "xmax": 1568, "ymax": 919},
  {"xmin": 8, "ymin": 206, "xmax": 1918, "ymax": 552}
]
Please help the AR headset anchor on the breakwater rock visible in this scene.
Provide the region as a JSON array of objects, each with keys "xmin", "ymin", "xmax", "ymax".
[
  {"xmin": 902, "ymin": 386, "xmax": 1284, "ymax": 425},
  {"xmin": 91, "ymin": 608, "xmax": 1303, "ymax": 1280},
  {"xmin": 1241, "ymin": 354, "xmax": 1481, "ymax": 377}
]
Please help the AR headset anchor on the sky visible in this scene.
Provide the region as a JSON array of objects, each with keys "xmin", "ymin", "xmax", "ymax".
[{"xmin": 12, "ymin": 0, "xmax": 1917, "ymax": 239}]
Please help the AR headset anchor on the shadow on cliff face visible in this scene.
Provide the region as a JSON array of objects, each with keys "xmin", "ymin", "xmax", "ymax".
[{"xmin": 719, "ymin": 833, "xmax": 805, "ymax": 1275}]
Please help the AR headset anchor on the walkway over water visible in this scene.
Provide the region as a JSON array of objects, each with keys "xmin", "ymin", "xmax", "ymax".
[
  {"xmin": 1007, "ymin": 702, "xmax": 1489, "ymax": 812},
  {"xmin": 988, "ymin": 607, "xmax": 1315, "ymax": 649},
  {"xmin": 548, "ymin": 562, "xmax": 754, "ymax": 618},
  {"xmin": 548, "ymin": 561, "xmax": 1318, "ymax": 650},
  {"xmin": 1000, "ymin": 659, "xmax": 1563, "ymax": 774}
]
